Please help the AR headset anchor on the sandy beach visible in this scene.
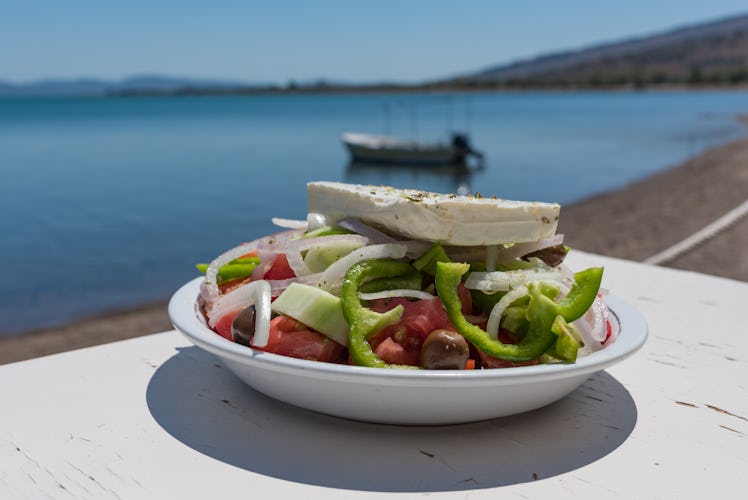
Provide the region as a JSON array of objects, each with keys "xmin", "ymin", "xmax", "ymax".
[
  {"xmin": 2, "ymin": 124, "xmax": 747, "ymax": 365},
  {"xmin": 559, "ymin": 117, "xmax": 748, "ymax": 280}
]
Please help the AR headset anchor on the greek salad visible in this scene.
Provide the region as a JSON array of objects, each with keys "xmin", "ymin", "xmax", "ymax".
[{"xmin": 196, "ymin": 184, "xmax": 615, "ymax": 370}]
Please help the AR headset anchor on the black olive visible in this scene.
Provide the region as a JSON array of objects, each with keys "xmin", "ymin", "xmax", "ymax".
[
  {"xmin": 420, "ymin": 329, "xmax": 470, "ymax": 370},
  {"xmin": 231, "ymin": 305, "xmax": 256, "ymax": 346}
]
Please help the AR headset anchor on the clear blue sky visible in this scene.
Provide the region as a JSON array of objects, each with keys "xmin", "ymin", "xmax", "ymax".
[{"xmin": 3, "ymin": 1, "xmax": 747, "ymax": 83}]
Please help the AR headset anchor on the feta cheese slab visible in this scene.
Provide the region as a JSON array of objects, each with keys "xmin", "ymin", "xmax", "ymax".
[{"xmin": 307, "ymin": 181, "xmax": 560, "ymax": 246}]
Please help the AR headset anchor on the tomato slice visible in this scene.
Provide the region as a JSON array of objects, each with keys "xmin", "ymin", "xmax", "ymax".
[
  {"xmin": 364, "ymin": 297, "xmax": 457, "ymax": 366},
  {"xmin": 373, "ymin": 337, "xmax": 420, "ymax": 366},
  {"xmin": 254, "ymin": 315, "xmax": 346, "ymax": 363},
  {"xmin": 213, "ymin": 310, "xmax": 241, "ymax": 341},
  {"xmin": 263, "ymin": 254, "xmax": 296, "ymax": 280}
]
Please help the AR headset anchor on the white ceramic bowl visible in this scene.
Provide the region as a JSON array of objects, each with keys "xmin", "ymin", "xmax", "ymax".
[{"xmin": 169, "ymin": 277, "xmax": 647, "ymax": 425}]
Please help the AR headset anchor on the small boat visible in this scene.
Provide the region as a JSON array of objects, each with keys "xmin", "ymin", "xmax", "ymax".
[{"xmin": 341, "ymin": 132, "xmax": 483, "ymax": 165}]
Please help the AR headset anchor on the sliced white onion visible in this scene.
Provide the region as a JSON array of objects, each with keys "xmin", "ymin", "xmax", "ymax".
[
  {"xmin": 208, "ymin": 279, "xmax": 267, "ymax": 326},
  {"xmin": 251, "ymin": 249, "xmax": 279, "ymax": 281},
  {"xmin": 263, "ymin": 228, "xmax": 305, "ymax": 248},
  {"xmin": 572, "ymin": 312, "xmax": 604, "ymax": 353},
  {"xmin": 207, "ymin": 280, "xmax": 272, "ymax": 347},
  {"xmin": 266, "ymin": 273, "xmax": 324, "ymax": 297},
  {"xmin": 202, "ymin": 241, "xmax": 259, "ymax": 306},
  {"xmin": 338, "ymin": 218, "xmax": 396, "ymax": 244},
  {"xmin": 358, "ymin": 289, "xmax": 435, "ymax": 301},
  {"xmin": 444, "ymin": 234, "xmax": 565, "ymax": 265},
  {"xmin": 590, "ymin": 297, "xmax": 608, "ymax": 342},
  {"xmin": 465, "ymin": 267, "xmax": 563, "ymax": 294},
  {"xmin": 486, "ymin": 285, "xmax": 528, "ymax": 340},
  {"xmin": 250, "ymin": 229, "xmax": 305, "ymax": 280},
  {"xmin": 304, "ymin": 234, "xmax": 370, "ymax": 248},
  {"xmin": 199, "ymin": 281, "xmax": 217, "ymax": 306},
  {"xmin": 493, "ymin": 234, "xmax": 565, "ymax": 263},
  {"xmin": 271, "ymin": 217, "xmax": 308, "ymax": 229},
  {"xmin": 305, "ymin": 235, "xmax": 370, "ymax": 255},
  {"xmin": 284, "ymin": 234, "xmax": 370, "ymax": 277},
  {"xmin": 484, "ymin": 279, "xmax": 570, "ymax": 340},
  {"xmin": 602, "ymin": 299, "xmax": 618, "ymax": 346},
  {"xmin": 571, "ymin": 296, "xmax": 608, "ymax": 352},
  {"xmin": 317, "ymin": 243, "xmax": 408, "ymax": 295},
  {"xmin": 284, "ymin": 245, "xmax": 312, "ymax": 277}
]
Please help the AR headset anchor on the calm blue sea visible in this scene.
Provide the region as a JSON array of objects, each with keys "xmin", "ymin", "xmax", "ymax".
[{"xmin": 1, "ymin": 91, "xmax": 747, "ymax": 335}]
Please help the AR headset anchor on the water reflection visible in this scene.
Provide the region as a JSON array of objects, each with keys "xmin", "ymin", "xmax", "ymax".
[{"xmin": 343, "ymin": 159, "xmax": 484, "ymax": 195}]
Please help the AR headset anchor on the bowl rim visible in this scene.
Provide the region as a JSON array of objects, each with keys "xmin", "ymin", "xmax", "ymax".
[{"xmin": 169, "ymin": 277, "xmax": 648, "ymax": 384}]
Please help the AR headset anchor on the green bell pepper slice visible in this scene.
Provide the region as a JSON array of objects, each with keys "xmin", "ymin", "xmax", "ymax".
[
  {"xmin": 435, "ymin": 262, "xmax": 602, "ymax": 362},
  {"xmin": 341, "ymin": 259, "xmax": 415, "ymax": 368},
  {"xmin": 548, "ymin": 316, "xmax": 581, "ymax": 363},
  {"xmin": 196, "ymin": 256, "xmax": 261, "ymax": 283},
  {"xmin": 358, "ymin": 270, "xmax": 424, "ymax": 293},
  {"xmin": 412, "ymin": 242, "xmax": 451, "ymax": 276}
]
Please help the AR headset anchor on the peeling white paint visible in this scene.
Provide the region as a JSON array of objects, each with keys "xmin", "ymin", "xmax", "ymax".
[{"xmin": 0, "ymin": 251, "xmax": 745, "ymax": 499}]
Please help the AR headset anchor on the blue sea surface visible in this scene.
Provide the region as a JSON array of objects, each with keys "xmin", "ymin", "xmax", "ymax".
[{"xmin": 1, "ymin": 91, "xmax": 747, "ymax": 335}]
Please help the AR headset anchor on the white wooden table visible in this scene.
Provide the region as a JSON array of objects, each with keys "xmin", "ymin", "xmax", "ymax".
[{"xmin": 1, "ymin": 252, "xmax": 746, "ymax": 499}]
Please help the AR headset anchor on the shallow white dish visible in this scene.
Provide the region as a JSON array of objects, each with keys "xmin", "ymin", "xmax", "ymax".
[{"xmin": 169, "ymin": 277, "xmax": 647, "ymax": 425}]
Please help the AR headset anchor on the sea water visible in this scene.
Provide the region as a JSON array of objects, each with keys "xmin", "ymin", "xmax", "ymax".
[{"xmin": 1, "ymin": 90, "xmax": 747, "ymax": 335}]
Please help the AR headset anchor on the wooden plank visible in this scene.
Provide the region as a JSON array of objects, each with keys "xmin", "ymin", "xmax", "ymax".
[{"xmin": 0, "ymin": 251, "xmax": 745, "ymax": 499}]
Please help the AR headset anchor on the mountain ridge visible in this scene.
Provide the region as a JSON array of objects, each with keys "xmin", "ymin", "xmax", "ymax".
[
  {"xmin": 448, "ymin": 12, "xmax": 748, "ymax": 87},
  {"xmin": 3, "ymin": 12, "xmax": 748, "ymax": 96},
  {"xmin": 0, "ymin": 74, "xmax": 268, "ymax": 97}
]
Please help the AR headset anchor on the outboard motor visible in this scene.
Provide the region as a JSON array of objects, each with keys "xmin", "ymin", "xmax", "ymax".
[
  {"xmin": 451, "ymin": 133, "xmax": 483, "ymax": 160},
  {"xmin": 452, "ymin": 133, "xmax": 470, "ymax": 153}
]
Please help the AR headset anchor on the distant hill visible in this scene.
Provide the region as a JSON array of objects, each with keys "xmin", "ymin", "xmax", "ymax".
[
  {"xmin": 5, "ymin": 12, "xmax": 748, "ymax": 96},
  {"xmin": 447, "ymin": 13, "xmax": 748, "ymax": 88},
  {"xmin": 0, "ymin": 75, "xmax": 267, "ymax": 97}
]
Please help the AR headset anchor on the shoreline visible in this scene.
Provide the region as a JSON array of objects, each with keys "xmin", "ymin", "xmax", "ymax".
[
  {"xmin": 2, "ymin": 125, "xmax": 747, "ymax": 365},
  {"xmin": 558, "ymin": 115, "xmax": 748, "ymax": 276},
  {"xmin": 6, "ymin": 85, "xmax": 748, "ymax": 101}
]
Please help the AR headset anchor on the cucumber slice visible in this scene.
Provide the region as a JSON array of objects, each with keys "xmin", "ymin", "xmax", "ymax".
[
  {"xmin": 303, "ymin": 240, "xmax": 366, "ymax": 273},
  {"xmin": 271, "ymin": 283, "xmax": 350, "ymax": 346}
]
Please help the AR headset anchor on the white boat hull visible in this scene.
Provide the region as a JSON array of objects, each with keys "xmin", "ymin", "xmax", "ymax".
[{"xmin": 341, "ymin": 132, "xmax": 464, "ymax": 165}]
